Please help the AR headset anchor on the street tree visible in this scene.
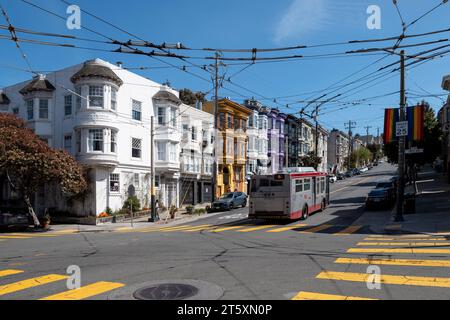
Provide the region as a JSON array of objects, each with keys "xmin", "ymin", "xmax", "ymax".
[
  {"xmin": 384, "ymin": 102, "xmax": 443, "ymax": 165},
  {"xmin": 179, "ymin": 88, "xmax": 206, "ymax": 106},
  {"xmin": 299, "ymin": 152, "xmax": 322, "ymax": 170},
  {"xmin": 345, "ymin": 147, "xmax": 372, "ymax": 168},
  {"xmin": 0, "ymin": 113, "xmax": 88, "ymax": 227}
]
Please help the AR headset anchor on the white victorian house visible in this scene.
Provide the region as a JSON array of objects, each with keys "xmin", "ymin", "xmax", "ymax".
[{"xmin": 1, "ymin": 58, "xmax": 187, "ymax": 222}]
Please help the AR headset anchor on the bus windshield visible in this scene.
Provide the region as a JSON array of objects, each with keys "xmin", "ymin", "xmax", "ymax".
[{"xmin": 250, "ymin": 177, "xmax": 287, "ymax": 193}]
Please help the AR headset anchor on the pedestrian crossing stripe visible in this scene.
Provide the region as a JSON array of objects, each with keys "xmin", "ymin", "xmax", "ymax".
[
  {"xmin": 266, "ymin": 224, "xmax": 307, "ymax": 233},
  {"xmin": 210, "ymin": 225, "xmax": 250, "ymax": 232},
  {"xmin": 357, "ymin": 242, "xmax": 450, "ymax": 247},
  {"xmin": 0, "ymin": 269, "xmax": 24, "ymax": 277},
  {"xmin": 335, "ymin": 257, "xmax": 450, "ymax": 268},
  {"xmin": 299, "ymin": 224, "xmax": 333, "ymax": 234},
  {"xmin": 182, "ymin": 225, "xmax": 214, "ymax": 232},
  {"xmin": 363, "ymin": 237, "xmax": 447, "ymax": 241},
  {"xmin": 39, "ymin": 281, "xmax": 125, "ymax": 300},
  {"xmin": 237, "ymin": 225, "xmax": 277, "ymax": 233},
  {"xmin": 317, "ymin": 271, "xmax": 450, "ymax": 288},
  {"xmin": 0, "ymin": 274, "xmax": 68, "ymax": 296},
  {"xmin": 348, "ymin": 248, "xmax": 450, "ymax": 254},
  {"xmin": 292, "ymin": 291, "xmax": 377, "ymax": 300},
  {"xmin": 333, "ymin": 225, "xmax": 363, "ymax": 235}
]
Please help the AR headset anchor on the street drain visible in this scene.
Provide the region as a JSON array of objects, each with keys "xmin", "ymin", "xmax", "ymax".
[{"xmin": 133, "ymin": 283, "xmax": 199, "ymax": 300}]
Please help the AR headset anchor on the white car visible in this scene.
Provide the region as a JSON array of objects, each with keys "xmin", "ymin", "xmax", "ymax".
[
  {"xmin": 359, "ymin": 167, "xmax": 369, "ymax": 173},
  {"xmin": 328, "ymin": 175, "xmax": 337, "ymax": 183}
]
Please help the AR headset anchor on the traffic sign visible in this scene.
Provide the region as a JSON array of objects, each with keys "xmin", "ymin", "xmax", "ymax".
[
  {"xmin": 405, "ymin": 147, "xmax": 424, "ymax": 154},
  {"xmin": 396, "ymin": 121, "xmax": 408, "ymax": 137}
]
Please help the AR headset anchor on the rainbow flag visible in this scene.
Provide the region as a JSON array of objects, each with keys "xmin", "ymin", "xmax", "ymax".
[
  {"xmin": 384, "ymin": 108, "xmax": 399, "ymax": 144},
  {"xmin": 407, "ymin": 105, "xmax": 425, "ymax": 142}
]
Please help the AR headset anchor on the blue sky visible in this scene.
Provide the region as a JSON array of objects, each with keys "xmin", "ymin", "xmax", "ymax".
[{"xmin": 0, "ymin": 0, "xmax": 449, "ymax": 135}]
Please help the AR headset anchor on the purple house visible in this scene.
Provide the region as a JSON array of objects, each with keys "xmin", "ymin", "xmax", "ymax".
[{"xmin": 267, "ymin": 109, "xmax": 286, "ymax": 174}]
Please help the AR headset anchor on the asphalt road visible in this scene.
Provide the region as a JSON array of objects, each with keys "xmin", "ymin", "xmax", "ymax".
[{"xmin": 3, "ymin": 163, "xmax": 450, "ymax": 300}]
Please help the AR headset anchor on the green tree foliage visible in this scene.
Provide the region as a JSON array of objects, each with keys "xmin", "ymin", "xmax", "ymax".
[
  {"xmin": 179, "ymin": 88, "xmax": 206, "ymax": 106},
  {"xmin": 299, "ymin": 152, "xmax": 322, "ymax": 170},
  {"xmin": 345, "ymin": 147, "xmax": 372, "ymax": 168},
  {"xmin": 123, "ymin": 195, "xmax": 141, "ymax": 212},
  {"xmin": 384, "ymin": 102, "xmax": 443, "ymax": 165},
  {"xmin": 366, "ymin": 143, "xmax": 383, "ymax": 161},
  {"xmin": 0, "ymin": 113, "xmax": 88, "ymax": 227}
]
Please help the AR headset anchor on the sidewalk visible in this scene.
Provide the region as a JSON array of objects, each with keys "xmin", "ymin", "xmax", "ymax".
[
  {"xmin": 355, "ymin": 166, "xmax": 450, "ymax": 235},
  {"xmin": 46, "ymin": 209, "xmax": 225, "ymax": 233}
]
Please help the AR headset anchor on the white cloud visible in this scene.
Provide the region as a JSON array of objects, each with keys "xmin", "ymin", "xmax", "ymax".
[{"xmin": 273, "ymin": 0, "xmax": 331, "ymax": 44}]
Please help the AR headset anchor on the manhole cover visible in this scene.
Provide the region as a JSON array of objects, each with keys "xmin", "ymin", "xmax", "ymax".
[{"xmin": 133, "ymin": 283, "xmax": 199, "ymax": 300}]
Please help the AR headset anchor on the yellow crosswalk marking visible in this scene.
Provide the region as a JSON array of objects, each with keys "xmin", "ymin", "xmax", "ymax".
[
  {"xmin": 299, "ymin": 224, "xmax": 333, "ymax": 234},
  {"xmin": 266, "ymin": 224, "xmax": 307, "ymax": 233},
  {"xmin": 317, "ymin": 271, "xmax": 450, "ymax": 288},
  {"xmin": 0, "ymin": 270, "xmax": 24, "ymax": 277},
  {"xmin": 40, "ymin": 281, "xmax": 125, "ymax": 300},
  {"xmin": 334, "ymin": 225, "xmax": 363, "ymax": 235},
  {"xmin": 357, "ymin": 242, "xmax": 450, "ymax": 247},
  {"xmin": 292, "ymin": 291, "xmax": 377, "ymax": 300},
  {"xmin": 0, "ymin": 274, "xmax": 68, "ymax": 296},
  {"xmin": 237, "ymin": 225, "xmax": 277, "ymax": 233},
  {"xmin": 348, "ymin": 248, "xmax": 450, "ymax": 254},
  {"xmin": 210, "ymin": 225, "xmax": 249, "ymax": 232},
  {"xmin": 363, "ymin": 237, "xmax": 447, "ymax": 241},
  {"xmin": 335, "ymin": 257, "xmax": 450, "ymax": 268},
  {"xmin": 182, "ymin": 225, "xmax": 214, "ymax": 232}
]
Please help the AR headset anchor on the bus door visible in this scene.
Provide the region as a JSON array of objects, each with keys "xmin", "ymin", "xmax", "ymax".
[
  {"xmin": 313, "ymin": 177, "xmax": 317, "ymax": 207},
  {"xmin": 326, "ymin": 176, "xmax": 330, "ymax": 204}
]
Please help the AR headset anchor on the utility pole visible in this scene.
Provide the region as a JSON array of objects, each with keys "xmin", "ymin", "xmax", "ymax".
[
  {"xmin": 364, "ymin": 126, "xmax": 372, "ymax": 146},
  {"xmin": 314, "ymin": 105, "xmax": 319, "ymax": 158},
  {"xmin": 395, "ymin": 50, "xmax": 406, "ymax": 222},
  {"xmin": 149, "ymin": 116, "xmax": 159, "ymax": 222},
  {"xmin": 345, "ymin": 121, "xmax": 356, "ymax": 170},
  {"xmin": 211, "ymin": 51, "xmax": 220, "ymax": 202}
]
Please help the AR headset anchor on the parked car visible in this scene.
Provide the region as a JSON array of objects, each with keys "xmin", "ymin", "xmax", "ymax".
[
  {"xmin": 337, "ymin": 173, "xmax": 346, "ymax": 180},
  {"xmin": 329, "ymin": 174, "xmax": 337, "ymax": 183},
  {"xmin": 0, "ymin": 211, "xmax": 29, "ymax": 231},
  {"xmin": 365, "ymin": 188, "xmax": 395, "ymax": 210},
  {"xmin": 352, "ymin": 168, "xmax": 361, "ymax": 175},
  {"xmin": 344, "ymin": 170, "xmax": 354, "ymax": 178},
  {"xmin": 359, "ymin": 167, "xmax": 369, "ymax": 173},
  {"xmin": 211, "ymin": 192, "xmax": 247, "ymax": 211},
  {"xmin": 375, "ymin": 181, "xmax": 396, "ymax": 199}
]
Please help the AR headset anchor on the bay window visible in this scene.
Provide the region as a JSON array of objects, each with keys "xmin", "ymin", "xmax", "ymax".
[
  {"xmin": 88, "ymin": 129, "xmax": 104, "ymax": 152},
  {"xmin": 39, "ymin": 99, "xmax": 49, "ymax": 119},
  {"xmin": 111, "ymin": 130, "xmax": 117, "ymax": 153},
  {"xmin": 26, "ymin": 99, "xmax": 33, "ymax": 120},
  {"xmin": 111, "ymin": 88, "xmax": 117, "ymax": 111},
  {"xmin": 88, "ymin": 85, "xmax": 104, "ymax": 108}
]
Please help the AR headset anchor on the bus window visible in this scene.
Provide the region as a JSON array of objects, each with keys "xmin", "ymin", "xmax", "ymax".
[
  {"xmin": 270, "ymin": 180, "xmax": 284, "ymax": 187},
  {"xmin": 321, "ymin": 178, "xmax": 325, "ymax": 193},
  {"xmin": 295, "ymin": 179, "xmax": 303, "ymax": 192},
  {"xmin": 304, "ymin": 178, "xmax": 311, "ymax": 191},
  {"xmin": 260, "ymin": 179, "xmax": 269, "ymax": 187}
]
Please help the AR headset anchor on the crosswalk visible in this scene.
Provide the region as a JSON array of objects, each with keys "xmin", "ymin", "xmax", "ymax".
[
  {"xmin": 0, "ymin": 268, "xmax": 123, "ymax": 300},
  {"xmin": 292, "ymin": 233, "xmax": 450, "ymax": 300},
  {"xmin": 114, "ymin": 223, "xmax": 367, "ymax": 236}
]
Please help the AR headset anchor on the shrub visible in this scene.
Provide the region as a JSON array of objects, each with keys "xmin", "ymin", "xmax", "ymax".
[
  {"xmin": 186, "ymin": 205, "xmax": 194, "ymax": 214},
  {"xmin": 123, "ymin": 196, "xmax": 141, "ymax": 212}
]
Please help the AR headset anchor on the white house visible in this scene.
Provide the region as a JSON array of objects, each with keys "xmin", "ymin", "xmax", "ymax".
[
  {"xmin": 179, "ymin": 103, "xmax": 214, "ymax": 206},
  {"xmin": 1, "ymin": 58, "xmax": 186, "ymax": 220}
]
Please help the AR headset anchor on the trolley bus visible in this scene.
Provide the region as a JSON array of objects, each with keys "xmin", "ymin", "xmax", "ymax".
[{"xmin": 248, "ymin": 167, "xmax": 330, "ymax": 220}]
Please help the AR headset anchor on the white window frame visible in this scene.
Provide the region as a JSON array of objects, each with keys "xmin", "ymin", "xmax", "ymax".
[
  {"xmin": 64, "ymin": 95, "xmax": 72, "ymax": 116},
  {"xmin": 39, "ymin": 99, "xmax": 49, "ymax": 119},
  {"xmin": 88, "ymin": 85, "xmax": 104, "ymax": 108},
  {"xmin": 64, "ymin": 134, "xmax": 72, "ymax": 153},
  {"xmin": 132, "ymin": 99, "xmax": 142, "ymax": 121},
  {"xmin": 111, "ymin": 130, "xmax": 117, "ymax": 153},
  {"xmin": 110, "ymin": 173, "xmax": 120, "ymax": 192},
  {"xmin": 131, "ymin": 138, "xmax": 142, "ymax": 159},
  {"xmin": 88, "ymin": 129, "xmax": 104, "ymax": 152},
  {"xmin": 111, "ymin": 88, "xmax": 117, "ymax": 111}
]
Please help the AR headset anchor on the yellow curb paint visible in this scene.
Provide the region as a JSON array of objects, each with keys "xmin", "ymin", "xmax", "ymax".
[
  {"xmin": 266, "ymin": 224, "xmax": 307, "ymax": 233},
  {"xmin": 317, "ymin": 271, "xmax": 450, "ymax": 288},
  {"xmin": 368, "ymin": 234, "xmax": 434, "ymax": 238},
  {"xmin": 8, "ymin": 233, "xmax": 60, "ymax": 238},
  {"xmin": 0, "ymin": 270, "xmax": 24, "ymax": 277},
  {"xmin": 299, "ymin": 224, "xmax": 333, "ymax": 234},
  {"xmin": 133, "ymin": 225, "xmax": 196, "ymax": 233},
  {"xmin": 53, "ymin": 229, "xmax": 78, "ymax": 234},
  {"xmin": 363, "ymin": 237, "xmax": 447, "ymax": 241},
  {"xmin": 335, "ymin": 257, "xmax": 450, "ymax": 268},
  {"xmin": 237, "ymin": 225, "xmax": 277, "ymax": 233},
  {"xmin": 0, "ymin": 235, "xmax": 32, "ymax": 239},
  {"xmin": 210, "ymin": 225, "xmax": 250, "ymax": 233},
  {"xmin": 0, "ymin": 274, "xmax": 68, "ymax": 296},
  {"xmin": 334, "ymin": 225, "xmax": 363, "ymax": 236},
  {"xmin": 357, "ymin": 242, "xmax": 450, "ymax": 247},
  {"xmin": 348, "ymin": 248, "xmax": 450, "ymax": 254},
  {"xmin": 40, "ymin": 281, "xmax": 125, "ymax": 300},
  {"xmin": 292, "ymin": 291, "xmax": 377, "ymax": 300}
]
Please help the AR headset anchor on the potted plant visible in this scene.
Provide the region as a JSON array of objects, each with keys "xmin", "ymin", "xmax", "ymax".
[
  {"xmin": 40, "ymin": 213, "xmax": 51, "ymax": 230},
  {"xmin": 169, "ymin": 205, "xmax": 178, "ymax": 219}
]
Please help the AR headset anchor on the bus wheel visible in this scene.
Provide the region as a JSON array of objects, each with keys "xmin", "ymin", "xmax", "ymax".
[{"xmin": 301, "ymin": 206, "xmax": 309, "ymax": 220}]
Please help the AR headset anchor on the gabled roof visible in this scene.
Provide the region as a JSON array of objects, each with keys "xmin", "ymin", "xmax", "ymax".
[
  {"xmin": 0, "ymin": 92, "xmax": 10, "ymax": 105},
  {"xmin": 71, "ymin": 60, "xmax": 123, "ymax": 86},
  {"xmin": 19, "ymin": 75, "xmax": 56, "ymax": 95}
]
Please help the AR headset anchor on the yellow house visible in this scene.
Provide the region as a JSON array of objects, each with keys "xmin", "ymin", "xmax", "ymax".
[{"xmin": 203, "ymin": 99, "xmax": 252, "ymax": 197}]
